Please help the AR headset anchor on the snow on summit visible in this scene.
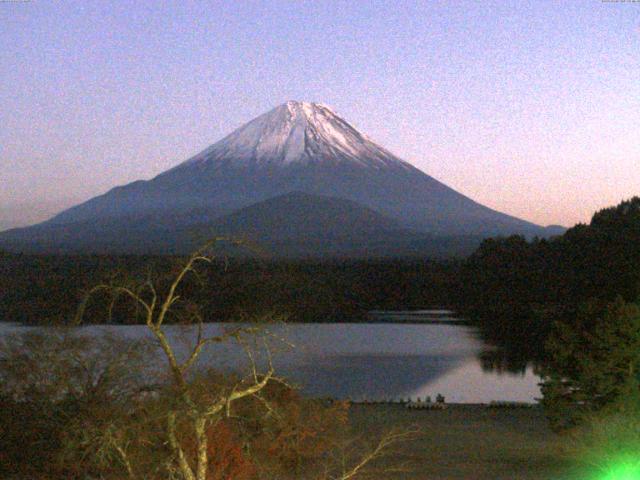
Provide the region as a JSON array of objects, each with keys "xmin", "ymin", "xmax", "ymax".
[{"xmin": 179, "ymin": 101, "xmax": 411, "ymax": 170}]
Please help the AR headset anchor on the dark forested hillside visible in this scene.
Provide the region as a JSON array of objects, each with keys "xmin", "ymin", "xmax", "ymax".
[
  {"xmin": 0, "ymin": 254, "xmax": 459, "ymax": 325},
  {"xmin": 459, "ymin": 197, "xmax": 640, "ymax": 366},
  {"xmin": 462, "ymin": 197, "xmax": 640, "ymax": 312}
]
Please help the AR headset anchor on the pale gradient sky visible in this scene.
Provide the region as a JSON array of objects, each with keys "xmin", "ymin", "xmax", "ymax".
[{"xmin": 1, "ymin": 1, "xmax": 639, "ymax": 230}]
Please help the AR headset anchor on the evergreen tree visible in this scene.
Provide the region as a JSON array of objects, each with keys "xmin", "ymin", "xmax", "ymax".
[{"xmin": 540, "ymin": 297, "xmax": 640, "ymax": 430}]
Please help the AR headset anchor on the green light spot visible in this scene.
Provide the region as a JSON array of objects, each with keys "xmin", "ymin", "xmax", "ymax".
[{"xmin": 601, "ymin": 462, "xmax": 640, "ymax": 480}]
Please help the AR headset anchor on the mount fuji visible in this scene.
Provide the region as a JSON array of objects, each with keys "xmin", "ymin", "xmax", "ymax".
[{"xmin": 0, "ymin": 101, "xmax": 562, "ymax": 256}]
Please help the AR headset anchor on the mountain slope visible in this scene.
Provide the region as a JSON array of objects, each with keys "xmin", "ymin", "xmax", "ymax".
[
  {"xmin": 0, "ymin": 192, "xmax": 484, "ymax": 257},
  {"xmin": 177, "ymin": 192, "xmax": 486, "ymax": 258},
  {"xmin": 208, "ymin": 191, "xmax": 408, "ymax": 240},
  {"xmin": 0, "ymin": 101, "xmax": 558, "ymax": 255}
]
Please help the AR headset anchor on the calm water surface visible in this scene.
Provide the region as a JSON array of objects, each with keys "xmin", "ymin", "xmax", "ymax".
[{"xmin": 0, "ymin": 313, "xmax": 540, "ymax": 403}]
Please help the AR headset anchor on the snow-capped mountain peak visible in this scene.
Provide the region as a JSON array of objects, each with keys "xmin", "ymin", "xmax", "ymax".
[
  {"xmin": 2, "ymin": 101, "xmax": 551, "ymax": 251},
  {"xmin": 179, "ymin": 101, "xmax": 410, "ymax": 169}
]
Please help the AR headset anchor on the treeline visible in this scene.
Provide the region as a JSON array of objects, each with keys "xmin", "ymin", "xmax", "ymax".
[
  {"xmin": 463, "ymin": 197, "xmax": 640, "ymax": 310},
  {"xmin": 3, "ymin": 196, "xmax": 639, "ymax": 339},
  {"xmin": 458, "ymin": 197, "xmax": 640, "ymax": 367},
  {"xmin": 0, "ymin": 253, "xmax": 460, "ymax": 325},
  {"xmin": 463, "ymin": 197, "xmax": 640, "ymax": 309}
]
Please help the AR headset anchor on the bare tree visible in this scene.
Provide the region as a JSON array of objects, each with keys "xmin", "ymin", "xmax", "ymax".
[
  {"xmin": 318, "ymin": 427, "xmax": 421, "ymax": 480},
  {"xmin": 60, "ymin": 240, "xmax": 420, "ymax": 480},
  {"xmin": 74, "ymin": 240, "xmax": 285, "ymax": 480}
]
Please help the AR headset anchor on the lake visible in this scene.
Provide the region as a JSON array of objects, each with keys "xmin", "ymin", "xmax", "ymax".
[{"xmin": 0, "ymin": 311, "xmax": 541, "ymax": 403}]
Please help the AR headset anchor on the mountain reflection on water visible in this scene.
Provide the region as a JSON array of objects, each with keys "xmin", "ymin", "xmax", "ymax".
[{"xmin": 0, "ymin": 312, "xmax": 541, "ymax": 403}]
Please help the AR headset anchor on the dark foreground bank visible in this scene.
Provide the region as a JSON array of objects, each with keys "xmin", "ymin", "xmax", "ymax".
[{"xmin": 349, "ymin": 403, "xmax": 575, "ymax": 480}]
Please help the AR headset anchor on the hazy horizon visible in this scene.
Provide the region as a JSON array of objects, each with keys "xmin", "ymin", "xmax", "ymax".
[{"xmin": 2, "ymin": 1, "xmax": 639, "ymax": 230}]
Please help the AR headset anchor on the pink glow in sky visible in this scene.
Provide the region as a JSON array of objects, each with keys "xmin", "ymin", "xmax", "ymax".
[{"xmin": 1, "ymin": 1, "xmax": 639, "ymax": 230}]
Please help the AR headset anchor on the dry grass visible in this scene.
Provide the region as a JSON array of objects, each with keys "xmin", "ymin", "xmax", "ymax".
[{"xmin": 348, "ymin": 403, "xmax": 574, "ymax": 480}]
